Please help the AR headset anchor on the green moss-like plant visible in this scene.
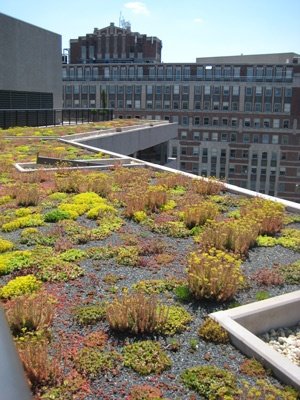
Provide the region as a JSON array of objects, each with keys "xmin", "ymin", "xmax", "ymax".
[
  {"xmin": 0, "ymin": 237, "xmax": 14, "ymax": 253},
  {"xmin": 0, "ymin": 275, "xmax": 42, "ymax": 299},
  {"xmin": 116, "ymin": 246, "xmax": 139, "ymax": 266},
  {"xmin": 37, "ymin": 257, "xmax": 84, "ymax": 282},
  {"xmin": 75, "ymin": 347, "xmax": 121, "ymax": 378},
  {"xmin": 198, "ymin": 317, "xmax": 229, "ymax": 344},
  {"xmin": 0, "ymin": 250, "xmax": 32, "ymax": 275},
  {"xmin": 92, "ymin": 216, "xmax": 123, "ymax": 240},
  {"xmin": 59, "ymin": 248, "xmax": 86, "ymax": 262},
  {"xmin": 256, "ymin": 235, "xmax": 277, "ymax": 247},
  {"xmin": 2, "ymin": 214, "xmax": 44, "ymax": 232},
  {"xmin": 279, "ymin": 260, "xmax": 300, "ymax": 284},
  {"xmin": 159, "ymin": 305, "xmax": 193, "ymax": 335},
  {"xmin": 132, "ymin": 278, "xmax": 183, "ymax": 294},
  {"xmin": 73, "ymin": 302, "xmax": 106, "ymax": 325},
  {"xmin": 181, "ymin": 365, "xmax": 238, "ymax": 399},
  {"xmin": 240, "ymin": 378, "xmax": 298, "ymax": 399},
  {"xmin": 123, "ymin": 340, "xmax": 171, "ymax": 375},
  {"xmin": 86, "ymin": 246, "xmax": 116, "ymax": 260},
  {"xmin": 239, "ymin": 358, "xmax": 266, "ymax": 377},
  {"xmin": 44, "ymin": 209, "xmax": 71, "ymax": 222},
  {"xmin": 133, "ymin": 211, "xmax": 148, "ymax": 223}
]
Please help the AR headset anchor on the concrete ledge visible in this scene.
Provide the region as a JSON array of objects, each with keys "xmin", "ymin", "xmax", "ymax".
[{"xmin": 211, "ymin": 290, "xmax": 300, "ymax": 391}]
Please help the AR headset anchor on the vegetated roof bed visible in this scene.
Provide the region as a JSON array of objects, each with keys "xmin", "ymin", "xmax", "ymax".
[{"xmin": 0, "ymin": 126, "xmax": 300, "ymax": 399}]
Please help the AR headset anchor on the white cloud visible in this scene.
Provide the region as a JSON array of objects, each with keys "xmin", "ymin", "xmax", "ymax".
[
  {"xmin": 124, "ymin": 2, "xmax": 150, "ymax": 15},
  {"xmin": 194, "ymin": 17, "xmax": 204, "ymax": 24}
]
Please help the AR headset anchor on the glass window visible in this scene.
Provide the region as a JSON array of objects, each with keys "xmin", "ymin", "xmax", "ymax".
[
  {"xmin": 255, "ymin": 103, "xmax": 262, "ymax": 112},
  {"xmin": 146, "ymin": 85, "xmax": 153, "ymax": 95},
  {"xmin": 273, "ymin": 119, "xmax": 280, "ymax": 128},
  {"xmin": 174, "ymin": 85, "xmax": 180, "ymax": 94},
  {"xmin": 120, "ymin": 66, "xmax": 127, "ymax": 79},
  {"xmin": 181, "ymin": 131, "xmax": 187, "ymax": 139},
  {"xmin": 230, "ymin": 132, "xmax": 237, "ymax": 142},
  {"xmin": 274, "ymin": 87, "xmax": 281, "ymax": 97},
  {"xmin": 275, "ymin": 67, "xmax": 283, "ymax": 79},
  {"xmin": 256, "ymin": 67, "xmax": 263, "ymax": 79},
  {"xmin": 77, "ymin": 67, "xmax": 83, "ymax": 79},
  {"xmin": 263, "ymin": 119, "xmax": 270, "ymax": 128},
  {"xmin": 212, "ymin": 132, "xmax": 218, "ymax": 141},
  {"xmin": 285, "ymin": 88, "xmax": 292, "ymax": 97},
  {"xmin": 203, "ymin": 132, "xmax": 209, "ymax": 141},
  {"xmin": 193, "ymin": 131, "xmax": 200, "ymax": 140},
  {"xmin": 265, "ymin": 87, "xmax": 272, "ymax": 96},
  {"xmin": 247, "ymin": 67, "xmax": 254, "ymax": 80},
  {"xmin": 286, "ymin": 68, "xmax": 293, "ymax": 80},
  {"xmin": 223, "ymin": 86, "xmax": 229, "ymax": 95},
  {"xmin": 266, "ymin": 67, "xmax": 273, "ymax": 79},
  {"xmin": 233, "ymin": 67, "xmax": 240, "ymax": 78},
  {"xmin": 221, "ymin": 133, "xmax": 227, "ymax": 142},
  {"xmin": 274, "ymin": 103, "xmax": 281, "ymax": 112},
  {"xmin": 262, "ymin": 134, "xmax": 269, "ymax": 144},
  {"xmin": 283, "ymin": 120, "xmax": 289, "ymax": 128},
  {"xmin": 193, "ymin": 146, "xmax": 199, "ymax": 155},
  {"xmin": 196, "ymin": 66, "xmax": 204, "ymax": 78},
  {"xmin": 183, "ymin": 66, "xmax": 190, "ymax": 79},
  {"xmin": 245, "ymin": 87, "xmax": 252, "ymax": 96},
  {"xmin": 272, "ymin": 135, "xmax": 279, "ymax": 144},
  {"xmin": 182, "ymin": 116, "xmax": 188, "ymax": 125},
  {"xmin": 245, "ymin": 102, "xmax": 252, "ymax": 112},
  {"xmin": 232, "ymin": 86, "xmax": 239, "ymax": 96},
  {"xmin": 231, "ymin": 118, "xmax": 238, "ymax": 127},
  {"xmin": 104, "ymin": 67, "xmax": 110, "ymax": 79},
  {"xmin": 166, "ymin": 66, "xmax": 173, "ymax": 79},
  {"xmin": 149, "ymin": 67, "xmax": 155, "ymax": 79},
  {"xmin": 244, "ymin": 118, "xmax": 251, "ymax": 127},
  {"xmin": 81, "ymin": 46, "xmax": 86, "ymax": 60},
  {"xmin": 284, "ymin": 103, "xmax": 291, "ymax": 113},
  {"xmin": 243, "ymin": 134, "xmax": 250, "ymax": 143},
  {"xmin": 175, "ymin": 67, "xmax": 181, "ymax": 80},
  {"xmin": 203, "ymin": 117, "xmax": 210, "ymax": 125},
  {"xmin": 230, "ymin": 150, "xmax": 236, "ymax": 158},
  {"xmin": 204, "ymin": 85, "xmax": 211, "ymax": 95},
  {"xmin": 253, "ymin": 134, "xmax": 259, "ymax": 143},
  {"xmin": 137, "ymin": 66, "xmax": 143, "ymax": 79},
  {"xmin": 254, "ymin": 119, "xmax": 260, "ymax": 128}
]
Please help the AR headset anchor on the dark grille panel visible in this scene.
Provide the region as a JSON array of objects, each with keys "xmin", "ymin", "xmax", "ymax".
[{"xmin": 0, "ymin": 90, "xmax": 53, "ymax": 110}]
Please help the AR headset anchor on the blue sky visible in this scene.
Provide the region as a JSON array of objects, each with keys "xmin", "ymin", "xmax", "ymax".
[{"xmin": 1, "ymin": 0, "xmax": 300, "ymax": 62}]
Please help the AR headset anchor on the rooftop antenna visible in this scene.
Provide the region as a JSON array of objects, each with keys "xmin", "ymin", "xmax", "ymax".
[{"xmin": 119, "ymin": 12, "xmax": 131, "ymax": 31}]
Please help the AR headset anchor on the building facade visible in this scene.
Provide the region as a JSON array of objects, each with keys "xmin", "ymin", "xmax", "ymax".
[
  {"xmin": 62, "ymin": 54, "xmax": 300, "ymax": 202},
  {"xmin": 0, "ymin": 13, "xmax": 62, "ymax": 110},
  {"xmin": 70, "ymin": 23, "xmax": 162, "ymax": 64}
]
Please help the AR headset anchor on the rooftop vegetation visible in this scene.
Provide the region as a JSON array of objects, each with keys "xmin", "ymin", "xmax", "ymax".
[{"xmin": 0, "ymin": 122, "xmax": 299, "ymax": 399}]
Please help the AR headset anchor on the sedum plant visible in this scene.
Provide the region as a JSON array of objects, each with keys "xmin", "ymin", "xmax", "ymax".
[
  {"xmin": 198, "ymin": 317, "xmax": 229, "ymax": 343},
  {"xmin": 123, "ymin": 340, "xmax": 171, "ymax": 375},
  {"xmin": 187, "ymin": 248, "xmax": 244, "ymax": 302},
  {"xmin": 0, "ymin": 275, "xmax": 42, "ymax": 299}
]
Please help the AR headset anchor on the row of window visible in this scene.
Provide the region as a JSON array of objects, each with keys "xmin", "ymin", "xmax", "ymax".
[
  {"xmin": 180, "ymin": 130, "xmax": 290, "ymax": 144},
  {"xmin": 63, "ymin": 65, "xmax": 293, "ymax": 82}
]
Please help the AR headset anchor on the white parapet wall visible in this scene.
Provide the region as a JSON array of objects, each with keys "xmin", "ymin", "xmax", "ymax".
[{"xmin": 211, "ymin": 291, "xmax": 300, "ymax": 391}]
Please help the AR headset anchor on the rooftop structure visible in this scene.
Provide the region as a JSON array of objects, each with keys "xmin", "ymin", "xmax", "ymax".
[
  {"xmin": 0, "ymin": 13, "xmax": 62, "ymax": 110},
  {"xmin": 69, "ymin": 22, "xmax": 162, "ymax": 64}
]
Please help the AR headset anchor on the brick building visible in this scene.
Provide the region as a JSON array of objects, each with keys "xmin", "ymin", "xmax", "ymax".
[
  {"xmin": 70, "ymin": 22, "xmax": 162, "ymax": 64},
  {"xmin": 63, "ymin": 34, "xmax": 300, "ymax": 202}
]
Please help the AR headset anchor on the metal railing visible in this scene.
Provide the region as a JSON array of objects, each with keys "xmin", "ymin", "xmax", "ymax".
[{"xmin": 0, "ymin": 108, "xmax": 113, "ymax": 129}]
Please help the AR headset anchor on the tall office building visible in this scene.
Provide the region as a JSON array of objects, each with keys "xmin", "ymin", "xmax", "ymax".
[{"xmin": 62, "ymin": 25, "xmax": 300, "ymax": 202}]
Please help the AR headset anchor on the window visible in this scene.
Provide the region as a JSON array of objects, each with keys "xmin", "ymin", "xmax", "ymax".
[
  {"xmin": 89, "ymin": 85, "xmax": 96, "ymax": 94},
  {"xmin": 215, "ymin": 67, "xmax": 221, "ymax": 79},
  {"xmin": 196, "ymin": 66, "xmax": 204, "ymax": 79},
  {"xmin": 203, "ymin": 132, "xmax": 209, "ymax": 141},
  {"xmin": 229, "ymin": 164, "xmax": 235, "ymax": 173},
  {"xmin": 81, "ymin": 46, "xmax": 86, "ymax": 60},
  {"xmin": 245, "ymin": 87, "xmax": 252, "ymax": 96},
  {"xmin": 194, "ymin": 117, "xmax": 200, "ymax": 126},
  {"xmin": 194, "ymin": 101, "xmax": 201, "ymax": 110},
  {"xmin": 204, "ymin": 117, "xmax": 210, "ymax": 125},
  {"xmin": 231, "ymin": 118, "xmax": 238, "ymax": 127},
  {"xmin": 275, "ymin": 67, "xmax": 283, "ymax": 79},
  {"xmin": 245, "ymin": 102, "xmax": 252, "ymax": 112},
  {"xmin": 74, "ymin": 85, "xmax": 79, "ymax": 94},
  {"xmin": 182, "ymin": 116, "xmax": 189, "ymax": 125},
  {"xmin": 204, "ymin": 101, "xmax": 210, "ymax": 110},
  {"xmin": 172, "ymin": 146, "xmax": 177, "ymax": 157},
  {"xmin": 285, "ymin": 87, "xmax": 292, "ymax": 97},
  {"xmin": 253, "ymin": 134, "xmax": 259, "ymax": 143},
  {"xmin": 213, "ymin": 101, "xmax": 219, "ymax": 110},
  {"xmin": 181, "ymin": 131, "xmax": 187, "ymax": 139},
  {"xmin": 147, "ymin": 85, "xmax": 153, "ymax": 95},
  {"xmin": 183, "ymin": 67, "xmax": 190, "ymax": 79},
  {"xmin": 204, "ymin": 85, "xmax": 211, "ymax": 95},
  {"xmin": 242, "ymin": 166, "xmax": 248, "ymax": 174},
  {"xmin": 254, "ymin": 119, "xmax": 260, "ymax": 128},
  {"xmin": 222, "ymin": 102, "xmax": 229, "ymax": 110},
  {"xmin": 262, "ymin": 134, "xmax": 269, "ymax": 144},
  {"xmin": 126, "ymin": 100, "xmax": 132, "ymax": 108},
  {"xmin": 182, "ymin": 101, "xmax": 189, "ymax": 110},
  {"xmin": 272, "ymin": 135, "xmax": 279, "ymax": 144},
  {"xmin": 282, "ymin": 135, "xmax": 289, "ymax": 145},
  {"xmin": 243, "ymin": 134, "xmax": 250, "ymax": 143},
  {"xmin": 274, "ymin": 87, "xmax": 282, "ymax": 97},
  {"xmin": 265, "ymin": 87, "xmax": 272, "ymax": 96},
  {"xmin": 283, "ymin": 120, "xmax": 289, "ymax": 128},
  {"xmin": 242, "ymin": 150, "xmax": 249, "ymax": 158},
  {"xmin": 77, "ymin": 67, "xmax": 83, "ymax": 79},
  {"xmin": 192, "ymin": 146, "xmax": 199, "ymax": 155},
  {"xmin": 166, "ymin": 66, "xmax": 172, "ymax": 79},
  {"xmin": 263, "ymin": 119, "xmax": 270, "ymax": 128},
  {"xmin": 264, "ymin": 103, "xmax": 271, "ymax": 112},
  {"xmin": 137, "ymin": 66, "xmax": 143, "ymax": 79},
  {"xmin": 255, "ymin": 103, "xmax": 262, "ymax": 112},
  {"xmin": 181, "ymin": 147, "xmax": 187, "ymax": 155},
  {"xmin": 212, "ymin": 118, "xmax": 219, "ymax": 126},
  {"xmin": 157, "ymin": 66, "xmax": 164, "ymax": 79},
  {"xmin": 284, "ymin": 103, "xmax": 291, "ymax": 113},
  {"xmin": 221, "ymin": 133, "xmax": 228, "ymax": 142},
  {"xmin": 104, "ymin": 67, "xmax": 110, "ymax": 79},
  {"xmin": 193, "ymin": 131, "xmax": 200, "ymax": 140},
  {"xmin": 273, "ymin": 119, "xmax": 280, "ymax": 128},
  {"xmin": 256, "ymin": 86, "xmax": 262, "ymax": 96},
  {"xmin": 146, "ymin": 100, "xmax": 152, "ymax": 109},
  {"xmin": 214, "ymin": 86, "xmax": 220, "ymax": 94},
  {"xmin": 244, "ymin": 118, "xmax": 251, "ymax": 127},
  {"xmin": 164, "ymin": 100, "xmax": 170, "ymax": 109},
  {"xmin": 134, "ymin": 100, "xmax": 141, "ymax": 109},
  {"xmin": 223, "ymin": 86, "xmax": 229, "ymax": 96},
  {"xmin": 175, "ymin": 67, "xmax": 181, "ymax": 80},
  {"xmin": 173, "ymin": 85, "xmax": 180, "ymax": 94},
  {"xmin": 212, "ymin": 132, "xmax": 218, "ymax": 141},
  {"xmin": 232, "ymin": 86, "xmax": 239, "ymax": 96},
  {"xmin": 280, "ymin": 167, "xmax": 286, "ymax": 176},
  {"xmin": 266, "ymin": 67, "xmax": 273, "ymax": 80},
  {"xmin": 222, "ymin": 118, "xmax": 228, "ymax": 126},
  {"xmin": 230, "ymin": 132, "xmax": 237, "ymax": 142},
  {"xmin": 232, "ymin": 101, "xmax": 239, "ymax": 110},
  {"xmin": 274, "ymin": 103, "xmax": 281, "ymax": 112},
  {"xmin": 256, "ymin": 68, "xmax": 263, "ymax": 79},
  {"xmin": 194, "ymin": 85, "xmax": 201, "ymax": 95},
  {"xmin": 234, "ymin": 67, "xmax": 240, "ymax": 78}
]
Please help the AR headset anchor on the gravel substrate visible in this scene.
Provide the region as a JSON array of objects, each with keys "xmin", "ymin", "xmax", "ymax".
[{"xmin": 1, "ymin": 217, "xmax": 300, "ymax": 399}]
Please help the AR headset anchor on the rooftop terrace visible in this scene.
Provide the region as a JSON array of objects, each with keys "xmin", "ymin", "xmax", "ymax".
[{"xmin": 0, "ymin": 120, "xmax": 299, "ymax": 399}]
